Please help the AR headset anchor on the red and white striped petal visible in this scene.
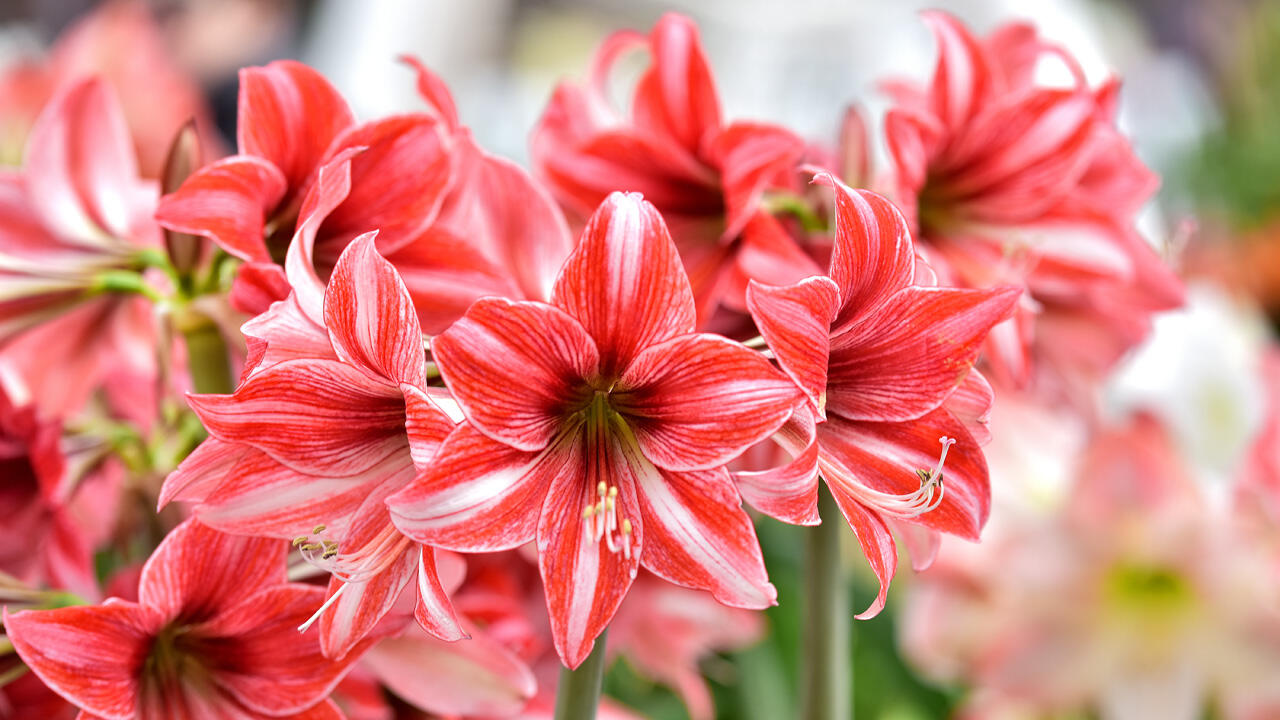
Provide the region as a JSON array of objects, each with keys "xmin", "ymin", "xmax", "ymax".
[
  {"xmin": 733, "ymin": 408, "xmax": 822, "ymax": 526},
  {"xmin": 816, "ymin": 175, "xmax": 916, "ymax": 328},
  {"xmin": 713, "ymin": 122, "xmax": 805, "ymax": 240},
  {"xmin": 631, "ymin": 13, "xmax": 722, "ymax": 154},
  {"xmin": 921, "ymin": 10, "xmax": 994, "ymax": 131},
  {"xmin": 361, "ymin": 622, "xmax": 536, "ymax": 718},
  {"xmin": 323, "ymin": 234, "xmax": 425, "ymax": 387},
  {"xmin": 746, "ymin": 276, "xmax": 840, "ymax": 416},
  {"xmin": 187, "ymin": 358, "xmax": 409, "ymax": 478},
  {"xmin": 157, "ymin": 438, "xmax": 240, "ymax": 508},
  {"xmin": 237, "ymin": 60, "xmax": 354, "ymax": 192},
  {"xmin": 414, "ymin": 546, "xmax": 466, "ymax": 642},
  {"xmin": 551, "ymin": 192, "xmax": 696, "ymax": 378},
  {"xmin": 433, "ymin": 298, "xmax": 598, "ymax": 452},
  {"xmin": 401, "ymin": 384, "xmax": 456, "ymax": 470},
  {"xmin": 617, "ymin": 333, "xmax": 800, "ymax": 472},
  {"xmin": 827, "ymin": 286, "xmax": 1019, "ymax": 423},
  {"xmin": 138, "ymin": 519, "xmax": 286, "ymax": 623},
  {"xmin": 388, "ymin": 423, "xmax": 564, "ymax": 552},
  {"xmin": 4, "ymin": 602, "xmax": 163, "ymax": 720},
  {"xmin": 633, "ymin": 461, "xmax": 775, "ymax": 609},
  {"xmin": 538, "ymin": 433, "xmax": 642, "ymax": 669},
  {"xmin": 824, "ymin": 488, "xmax": 897, "ymax": 620},
  {"xmin": 155, "ymin": 155, "xmax": 286, "ymax": 263}
]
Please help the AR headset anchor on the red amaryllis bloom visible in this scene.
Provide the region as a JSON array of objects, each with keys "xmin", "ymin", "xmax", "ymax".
[
  {"xmin": 389, "ymin": 192, "xmax": 801, "ymax": 667},
  {"xmin": 532, "ymin": 12, "xmax": 818, "ymax": 319},
  {"xmin": 741, "ymin": 173, "xmax": 1019, "ymax": 616},
  {"xmin": 4, "ymin": 518, "xmax": 363, "ymax": 719},
  {"xmin": 883, "ymin": 11, "xmax": 1182, "ymax": 388},
  {"xmin": 160, "ymin": 221, "xmax": 463, "ymax": 659},
  {"xmin": 0, "ymin": 76, "xmax": 160, "ymax": 418},
  {"xmin": 157, "ymin": 58, "xmax": 570, "ymax": 330}
]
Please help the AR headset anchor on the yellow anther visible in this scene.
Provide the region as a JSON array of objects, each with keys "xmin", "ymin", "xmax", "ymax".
[
  {"xmin": 608, "ymin": 486, "xmax": 618, "ymax": 498},
  {"xmin": 312, "ymin": 525, "xmax": 327, "ymax": 534},
  {"xmin": 292, "ymin": 536, "xmax": 308, "ymax": 547},
  {"xmin": 322, "ymin": 548, "xmax": 339, "ymax": 559},
  {"xmin": 597, "ymin": 481, "xmax": 607, "ymax": 496},
  {"xmin": 605, "ymin": 497, "xmax": 615, "ymax": 512},
  {"xmin": 621, "ymin": 519, "xmax": 632, "ymax": 535},
  {"xmin": 583, "ymin": 506, "xmax": 596, "ymax": 518}
]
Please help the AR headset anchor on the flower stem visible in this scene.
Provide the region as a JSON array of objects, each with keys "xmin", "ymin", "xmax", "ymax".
[
  {"xmin": 553, "ymin": 629, "xmax": 608, "ymax": 720},
  {"xmin": 180, "ymin": 316, "xmax": 235, "ymax": 395},
  {"xmin": 802, "ymin": 485, "xmax": 850, "ymax": 720}
]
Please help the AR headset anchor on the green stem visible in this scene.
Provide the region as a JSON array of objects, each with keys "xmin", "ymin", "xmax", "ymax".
[
  {"xmin": 802, "ymin": 485, "xmax": 851, "ymax": 720},
  {"xmin": 553, "ymin": 628, "xmax": 608, "ymax": 720},
  {"xmin": 180, "ymin": 317, "xmax": 235, "ymax": 395}
]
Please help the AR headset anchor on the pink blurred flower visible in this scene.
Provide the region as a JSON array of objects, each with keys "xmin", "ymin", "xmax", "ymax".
[
  {"xmin": 0, "ymin": 0, "xmax": 220, "ymax": 176},
  {"xmin": 901, "ymin": 414, "xmax": 1280, "ymax": 719},
  {"xmin": 5, "ymin": 518, "xmax": 366, "ymax": 719},
  {"xmin": 0, "ymin": 76, "xmax": 161, "ymax": 418},
  {"xmin": 532, "ymin": 13, "xmax": 818, "ymax": 319},
  {"xmin": 389, "ymin": 192, "xmax": 800, "ymax": 667},
  {"xmin": 883, "ymin": 11, "xmax": 1182, "ymax": 390}
]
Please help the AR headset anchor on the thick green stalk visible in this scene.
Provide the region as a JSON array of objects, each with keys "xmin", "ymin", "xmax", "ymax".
[
  {"xmin": 180, "ymin": 317, "xmax": 234, "ymax": 395},
  {"xmin": 553, "ymin": 629, "xmax": 608, "ymax": 720},
  {"xmin": 802, "ymin": 485, "xmax": 851, "ymax": 720}
]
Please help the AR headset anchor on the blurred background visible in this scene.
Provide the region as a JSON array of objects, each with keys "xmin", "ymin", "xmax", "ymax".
[{"xmin": 2, "ymin": 1, "xmax": 1278, "ymax": 718}]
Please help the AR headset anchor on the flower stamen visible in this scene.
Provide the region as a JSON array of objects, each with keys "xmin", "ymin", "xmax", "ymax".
[{"xmin": 582, "ymin": 480, "xmax": 636, "ymax": 575}]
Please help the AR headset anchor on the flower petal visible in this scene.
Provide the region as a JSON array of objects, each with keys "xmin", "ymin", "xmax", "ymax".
[
  {"xmin": 284, "ymin": 147, "xmax": 361, "ymax": 325},
  {"xmin": 617, "ymin": 333, "xmax": 801, "ymax": 472},
  {"xmin": 630, "ymin": 459, "xmax": 775, "ymax": 609},
  {"xmin": 187, "ymin": 359, "xmax": 409, "ymax": 478},
  {"xmin": 157, "ymin": 438, "xmax": 240, "ymax": 508},
  {"xmin": 154, "ymin": 155, "xmax": 286, "ymax": 263},
  {"xmin": 538, "ymin": 433, "xmax": 641, "ymax": 669},
  {"xmin": 5, "ymin": 602, "xmax": 162, "ymax": 720},
  {"xmin": 317, "ymin": 115, "xmax": 454, "ymax": 255},
  {"xmin": 414, "ymin": 546, "xmax": 467, "ymax": 642},
  {"xmin": 401, "ymin": 384, "xmax": 456, "ymax": 470},
  {"xmin": 237, "ymin": 60, "xmax": 353, "ymax": 192},
  {"xmin": 817, "ymin": 411, "xmax": 989, "ymax": 540},
  {"xmin": 361, "ymin": 623, "xmax": 536, "ymax": 718},
  {"xmin": 814, "ymin": 175, "xmax": 916, "ymax": 328},
  {"xmin": 138, "ymin": 518, "xmax": 287, "ymax": 623},
  {"xmin": 823, "ymin": 487, "xmax": 897, "ymax": 620},
  {"xmin": 551, "ymin": 192, "xmax": 696, "ymax": 377},
  {"xmin": 323, "ymin": 233, "xmax": 425, "ymax": 387},
  {"xmin": 712, "ymin": 122, "xmax": 804, "ymax": 240},
  {"xmin": 24, "ymin": 78, "xmax": 142, "ymax": 244},
  {"xmin": 432, "ymin": 297, "xmax": 598, "ymax": 452},
  {"xmin": 388, "ymin": 423, "xmax": 560, "ymax": 552},
  {"xmin": 732, "ymin": 409, "xmax": 822, "ymax": 526},
  {"xmin": 746, "ymin": 276, "xmax": 840, "ymax": 416},
  {"xmin": 631, "ymin": 13, "xmax": 722, "ymax": 154},
  {"xmin": 827, "ymin": 286, "xmax": 1019, "ymax": 423}
]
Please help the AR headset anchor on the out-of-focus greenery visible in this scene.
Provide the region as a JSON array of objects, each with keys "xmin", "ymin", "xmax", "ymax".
[
  {"xmin": 1181, "ymin": 2, "xmax": 1280, "ymax": 232},
  {"xmin": 602, "ymin": 515, "xmax": 958, "ymax": 719}
]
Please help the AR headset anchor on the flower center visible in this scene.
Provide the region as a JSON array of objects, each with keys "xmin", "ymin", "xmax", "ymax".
[{"xmin": 292, "ymin": 522, "xmax": 412, "ymax": 632}]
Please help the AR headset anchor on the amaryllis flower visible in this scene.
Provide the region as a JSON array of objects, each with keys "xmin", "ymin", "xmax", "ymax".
[
  {"xmin": 4, "ymin": 518, "xmax": 366, "ymax": 719},
  {"xmin": 160, "ymin": 214, "xmax": 463, "ymax": 659},
  {"xmin": 532, "ymin": 12, "xmax": 818, "ymax": 319},
  {"xmin": 741, "ymin": 173, "xmax": 1019, "ymax": 616},
  {"xmin": 0, "ymin": 76, "xmax": 161, "ymax": 417},
  {"xmin": 883, "ymin": 11, "xmax": 1182, "ymax": 388},
  {"xmin": 158, "ymin": 57, "xmax": 570, "ymax": 330},
  {"xmin": 0, "ymin": 383, "xmax": 108, "ymax": 600},
  {"xmin": 900, "ymin": 414, "xmax": 1280, "ymax": 719},
  {"xmin": 389, "ymin": 192, "xmax": 802, "ymax": 667},
  {"xmin": 0, "ymin": 0, "xmax": 220, "ymax": 176}
]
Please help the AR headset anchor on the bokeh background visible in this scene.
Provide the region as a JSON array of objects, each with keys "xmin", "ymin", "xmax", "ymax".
[{"xmin": 2, "ymin": 1, "xmax": 1278, "ymax": 718}]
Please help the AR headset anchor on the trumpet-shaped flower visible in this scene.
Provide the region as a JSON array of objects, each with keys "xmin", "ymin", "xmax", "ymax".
[
  {"xmin": 741, "ymin": 173, "xmax": 1019, "ymax": 616},
  {"xmin": 0, "ymin": 77, "xmax": 161, "ymax": 417},
  {"xmin": 389, "ymin": 192, "xmax": 801, "ymax": 667},
  {"xmin": 883, "ymin": 11, "xmax": 1182, "ymax": 388},
  {"xmin": 532, "ymin": 13, "xmax": 818, "ymax": 319},
  {"xmin": 160, "ymin": 210, "xmax": 464, "ymax": 659},
  {"xmin": 5, "ymin": 519, "xmax": 364, "ymax": 719}
]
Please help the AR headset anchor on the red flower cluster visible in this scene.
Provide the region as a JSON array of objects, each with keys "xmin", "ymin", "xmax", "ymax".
[{"xmin": 0, "ymin": 7, "xmax": 1181, "ymax": 719}]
